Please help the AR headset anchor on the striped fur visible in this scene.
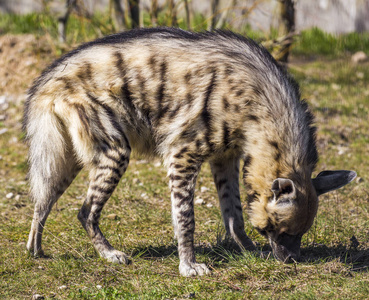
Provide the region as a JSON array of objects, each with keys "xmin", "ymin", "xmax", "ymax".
[{"xmin": 24, "ymin": 27, "xmax": 353, "ymax": 276}]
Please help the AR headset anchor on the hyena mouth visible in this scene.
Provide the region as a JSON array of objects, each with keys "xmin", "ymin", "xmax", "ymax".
[{"xmin": 269, "ymin": 233, "xmax": 302, "ymax": 263}]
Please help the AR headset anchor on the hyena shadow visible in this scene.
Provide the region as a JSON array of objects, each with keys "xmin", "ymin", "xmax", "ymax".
[
  {"xmin": 130, "ymin": 240, "xmax": 255, "ymax": 264},
  {"xmin": 300, "ymin": 244, "xmax": 369, "ymax": 271},
  {"xmin": 131, "ymin": 242, "xmax": 369, "ymax": 271}
]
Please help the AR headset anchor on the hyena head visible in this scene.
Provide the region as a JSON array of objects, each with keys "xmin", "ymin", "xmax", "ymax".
[{"xmin": 246, "ymin": 170, "xmax": 356, "ymax": 263}]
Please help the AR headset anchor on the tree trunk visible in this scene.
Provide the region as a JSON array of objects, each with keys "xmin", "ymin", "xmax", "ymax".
[
  {"xmin": 208, "ymin": 0, "xmax": 220, "ymax": 31},
  {"xmin": 184, "ymin": 0, "xmax": 191, "ymax": 30},
  {"xmin": 151, "ymin": 0, "xmax": 158, "ymax": 26},
  {"xmin": 111, "ymin": 0, "xmax": 126, "ymax": 30},
  {"xmin": 57, "ymin": 0, "xmax": 77, "ymax": 43},
  {"xmin": 129, "ymin": 0, "xmax": 140, "ymax": 28},
  {"xmin": 278, "ymin": 0, "xmax": 295, "ymax": 63},
  {"xmin": 167, "ymin": 0, "xmax": 178, "ymax": 27}
]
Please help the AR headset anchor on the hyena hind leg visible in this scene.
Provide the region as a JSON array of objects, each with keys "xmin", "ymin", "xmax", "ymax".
[
  {"xmin": 210, "ymin": 157, "xmax": 255, "ymax": 251},
  {"xmin": 78, "ymin": 144, "xmax": 131, "ymax": 265},
  {"xmin": 27, "ymin": 155, "xmax": 81, "ymax": 257}
]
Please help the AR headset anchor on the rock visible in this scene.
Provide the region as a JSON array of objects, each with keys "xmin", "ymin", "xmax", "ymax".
[
  {"xmin": 96, "ymin": 285, "xmax": 102, "ymax": 289},
  {"xmin": 0, "ymin": 128, "xmax": 8, "ymax": 135},
  {"xmin": 107, "ymin": 214, "xmax": 117, "ymax": 220},
  {"xmin": 331, "ymin": 83, "xmax": 341, "ymax": 90},
  {"xmin": 194, "ymin": 197, "xmax": 204, "ymax": 205},
  {"xmin": 0, "ymin": 95, "xmax": 9, "ymax": 111},
  {"xmin": 351, "ymin": 51, "xmax": 368, "ymax": 64},
  {"xmin": 200, "ymin": 186, "xmax": 209, "ymax": 193},
  {"xmin": 132, "ymin": 178, "xmax": 141, "ymax": 185},
  {"xmin": 206, "ymin": 203, "xmax": 213, "ymax": 208},
  {"xmin": 32, "ymin": 295, "xmax": 44, "ymax": 300},
  {"xmin": 356, "ymin": 71, "xmax": 364, "ymax": 79},
  {"xmin": 356, "ymin": 177, "xmax": 364, "ymax": 183},
  {"xmin": 58, "ymin": 285, "xmax": 67, "ymax": 290},
  {"xmin": 6, "ymin": 192, "xmax": 14, "ymax": 199}
]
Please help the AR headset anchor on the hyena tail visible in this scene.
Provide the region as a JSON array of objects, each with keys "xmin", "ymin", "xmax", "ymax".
[{"xmin": 25, "ymin": 99, "xmax": 80, "ymax": 255}]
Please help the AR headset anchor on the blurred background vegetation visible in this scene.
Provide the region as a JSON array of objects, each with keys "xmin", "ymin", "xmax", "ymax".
[{"xmin": 0, "ymin": 0, "xmax": 368, "ymax": 61}]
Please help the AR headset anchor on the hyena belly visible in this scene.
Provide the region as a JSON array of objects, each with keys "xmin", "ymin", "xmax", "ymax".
[{"xmin": 24, "ymin": 28, "xmax": 355, "ymax": 276}]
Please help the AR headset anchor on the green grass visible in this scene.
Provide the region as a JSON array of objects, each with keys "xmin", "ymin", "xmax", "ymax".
[
  {"xmin": 292, "ymin": 27, "xmax": 369, "ymax": 57},
  {"xmin": 0, "ymin": 14, "xmax": 369, "ymax": 299}
]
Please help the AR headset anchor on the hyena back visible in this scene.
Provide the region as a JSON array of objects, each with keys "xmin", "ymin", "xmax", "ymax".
[{"xmin": 24, "ymin": 27, "xmax": 355, "ymax": 276}]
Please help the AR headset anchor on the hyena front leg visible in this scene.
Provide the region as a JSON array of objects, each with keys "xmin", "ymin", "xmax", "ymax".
[
  {"xmin": 168, "ymin": 152, "xmax": 210, "ymax": 276},
  {"xmin": 27, "ymin": 154, "xmax": 81, "ymax": 256},
  {"xmin": 210, "ymin": 157, "xmax": 255, "ymax": 251},
  {"xmin": 78, "ymin": 144, "xmax": 131, "ymax": 264}
]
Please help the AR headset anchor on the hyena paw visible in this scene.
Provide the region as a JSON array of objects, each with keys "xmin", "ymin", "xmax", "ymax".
[
  {"xmin": 100, "ymin": 249, "xmax": 131, "ymax": 265},
  {"xmin": 26, "ymin": 246, "xmax": 45, "ymax": 258},
  {"xmin": 179, "ymin": 262, "xmax": 211, "ymax": 277}
]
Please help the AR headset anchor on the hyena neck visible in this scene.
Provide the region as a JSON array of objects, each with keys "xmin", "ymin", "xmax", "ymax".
[{"xmin": 242, "ymin": 84, "xmax": 318, "ymax": 207}]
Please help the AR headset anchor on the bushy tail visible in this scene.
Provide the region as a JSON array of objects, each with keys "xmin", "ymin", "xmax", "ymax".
[{"xmin": 24, "ymin": 100, "xmax": 67, "ymax": 203}]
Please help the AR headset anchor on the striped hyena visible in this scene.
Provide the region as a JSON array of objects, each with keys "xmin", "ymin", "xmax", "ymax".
[{"xmin": 24, "ymin": 27, "xmax": 356, "ymax": 276}]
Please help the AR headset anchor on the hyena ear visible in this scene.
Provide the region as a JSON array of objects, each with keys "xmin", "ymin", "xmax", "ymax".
[
  {"xmin": 271, "ymin": 178, "xmax": 296, "ymax": 201},
  {"xmin": 312, "ymin": 170, "xmax": 357, "ymax": 196}
]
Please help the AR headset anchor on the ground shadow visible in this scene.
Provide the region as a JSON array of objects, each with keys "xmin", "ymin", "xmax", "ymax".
[
  {"xmin": 300, "ymin": 244, "xmax": 369, "ymax": 272},
  {"xmin": 129, "ymin": 242, "xmax": 369, "ymax": 272},
  {"xmin": 129, "ymin": 239, "xmax": 253, "ymax": 264}
]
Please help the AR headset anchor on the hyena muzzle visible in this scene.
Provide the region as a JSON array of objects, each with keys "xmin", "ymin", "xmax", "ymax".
[{"xmin": 23, "ymin": 27, "xmax": 356, "ymax": 276}]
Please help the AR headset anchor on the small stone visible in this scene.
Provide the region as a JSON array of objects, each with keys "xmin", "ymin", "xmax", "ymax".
[
  {"xmin": 0, "ymin": 128, "xmax": 8, "ymax": 135},
  {"xmin": 15, "ymin": 195, "xmax": 20, "ymax": 201},
  {"xmin": 132, "ymin": 178, "xmax": 140, "ymax": 185},
  {"xmin": 107, "ymin": 213, "xmax": 117, "ymax": 220},
  {"xmin": 206, "ymin": 203, "xmax": 213, "ymax": 208},
  {"xmin": 9, "ymin": 136, "xmax": 18, "ymax": 144},
  {"xmin": 356, "ymin": 177, "xmax": 364, "ymax": 183},
  {"xmin": 6, "ymin": 192, "xmax": 14, "ymax": 199},
  {"xmin": 356, "ymin": 72, "xmax": 364, "ymax": 79},
  {"xmin": 331, "ymin": 83, "xmax": 341, "ymax": 91},
  {"xmin": 0, "ymin": 95, "xmax": 6, "ymax": 104},
  {"xmin": 200, "ymin": 186, "xmax": 209, "ymax": 193},
  {"xmin": 194, "ymin": 197, "xmax": 204, "ymax": 205},
  {"xmin": 38, "ymin": 265, "xmax": 44, "ymax": 270},
  {"xmin": 96, "ymin": 285, "xmax": 102, "ymax": 289},
  {"xmin": 0, "ymin": 95, "xmax": 8, "ymax": 111},
  {"xmin": 58, "ymin": 285, "xmax": 67, "ymax": 290},
  {"xmin": 352, "ymin": 51, "xmax": 368, "ymax": 64},
  {"xmin": 32, "ymin": 294, "xmax": 44, "ymax": 300}
]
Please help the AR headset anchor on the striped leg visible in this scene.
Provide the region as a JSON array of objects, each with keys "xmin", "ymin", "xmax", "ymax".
[
  {"xmin": 78, "ymin": 144, "xmax": 131, "ymax": 264},
  {"xmin": 27, "ymin": 154, "xmax": 81, "ymax": 256},
  {"xmin": 210, "ymin": 157, "xmax": 255, "ymax": 251},
  {"xmin": 168, "ymin": 152, "xmax": 210, "ymax": 276}
]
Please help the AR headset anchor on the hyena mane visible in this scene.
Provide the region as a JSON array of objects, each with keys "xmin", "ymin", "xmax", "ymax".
[{"xmin": 24, "ymin": 27, "xmax": 355, "ymax": 275}]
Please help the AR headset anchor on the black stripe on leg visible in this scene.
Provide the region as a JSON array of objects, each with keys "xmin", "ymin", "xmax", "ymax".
[{"xmin": 202, "ymin": 69, "xmax": 217, "ymax": 151}]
